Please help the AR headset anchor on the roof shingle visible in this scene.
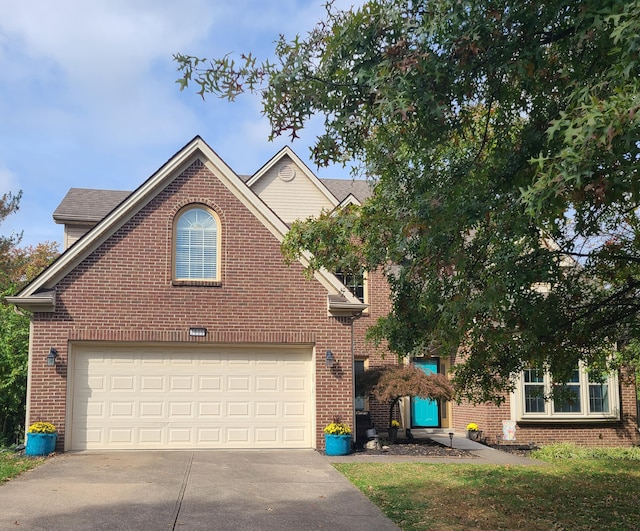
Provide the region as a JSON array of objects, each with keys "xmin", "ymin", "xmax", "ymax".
[{"xmin": 53, "ymin": 188, "xmax": 131, "ymax": 223}]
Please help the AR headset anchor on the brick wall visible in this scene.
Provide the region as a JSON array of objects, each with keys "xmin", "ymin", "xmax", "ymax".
[{"xmin": 28, "ymin": 159, "xmax": 372, "ymax": 451}]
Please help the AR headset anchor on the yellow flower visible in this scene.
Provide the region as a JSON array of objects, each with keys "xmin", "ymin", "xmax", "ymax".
[
  {"xmin": 466, "ymin": 422, "xmax": 479, "ymax": 432},
  {"xmin": 28, "ymin": 422, "xmax": 57, "ymax": 434},
  {"xmin": 391, "ymin": 420, "xmax": 400, "ymax": 428},
  {"xmin": 324, "ymin": 422, "xmax": 352, "ymax": 435}
]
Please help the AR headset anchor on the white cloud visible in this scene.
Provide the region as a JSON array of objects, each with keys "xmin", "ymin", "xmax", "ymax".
[
  {"xmin": 0, "ymin": 166, "xmax": 19, "ymax": 193},
  {"xmin": 0, "ymin": 0, "xmax": 366, "ymax": 247}
]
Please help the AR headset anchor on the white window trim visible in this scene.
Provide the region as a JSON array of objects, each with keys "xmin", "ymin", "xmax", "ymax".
[
  {"xmin": 512, "ymin": 364, "xmax": 620, "ymax": 422},
  {"xmin": 335, "ymin": 269, "xmax": 368, "ymax": 308},
  {"xmin": 173, "ymin": 205, "xmax": 221, "ymax": 283}
]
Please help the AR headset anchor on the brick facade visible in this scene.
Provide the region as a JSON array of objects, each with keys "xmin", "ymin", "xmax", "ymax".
[{"xmin": 27, "ymin": 159, "xmax": 373, "ymax": 451}]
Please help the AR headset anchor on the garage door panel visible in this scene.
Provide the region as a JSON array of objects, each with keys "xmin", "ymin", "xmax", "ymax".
[
  {"xmin": 227, "ymin": 402, "xmax": 250, "ymax": 417},
  {"xmin": 110, "ymin": 402, "xmax": 135, "ymax": 417},
  {"xmin": 139, "ymin": 428, "xmax": 163, "ymax": 443},
  {"xmin": 141, "ymin": 376, "xmax": 164, "ymax": 391},
  {"xmin": 283, "ymin": 427, "xmax": 307, "ymax": 442},
  {"xmin": 170, "ymin": 376, "xmax": 194, "ymax": 391},
  {"xmin": 112, "ymin": 356, "xmax": 135, "ymax": 365},
  {"xmin": 199, "ymin": 376, "xmax": 222, "ymax": 391},
  {"xmin": 168, "ymin": 428, "xmax": 192, "ymax": 443},
  {"xmin": 283, "ymin": 376, "xmax": 306, "ymax": 391},
  {"xmin": 197, "ymin": 427, "xmax": 221, "ymax": 443},
  {"xmin": 83, "ymin": 402, "xmax": 104, "ymax": 419},
  {"xmin": 139, "ymin": 402, "xmax": 164, "ymax": 417},
  {"xmin": 83, "ymin": 375, "xmax": 105, "ymax": 390},
  {"xmin": 111, "ymin": 376, "xmax": 135, "ymax": 391},
  {"xmin": 198, "ymin": 402, "xmax": 222, "ymax": 417},
  {"xmin": 228, "ymin": 356, "xmax": 250, "ymax": 366},
  {"xmin": 109, "ymin": 428, "xmax": 134, "ymax": 443},
  {"xmin": 70, "ymin": 345, "xmax": 313, "ymax": 450},
  {"xmin": 283, "ymin": 402, "xmax": 307, "ymax": 416},
  {"xmin": 255, "ymin": 427, "xmax": 277, "ymax": 442},
  {"xmin": 169, "ymin": 402, "xmax": 194, "ymax": 417},
  {"xmin": 255, "ymin": 402, "xmax": 278, "ymax": 417},
  {"xmin": 256, "ymin": 376, "xmax": 278, "ymax": 391}
]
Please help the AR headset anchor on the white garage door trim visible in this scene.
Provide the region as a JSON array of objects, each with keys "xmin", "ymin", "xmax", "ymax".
[{"xmin": 66, "ymin": 343, "xmax": 315, "ymax": 451}]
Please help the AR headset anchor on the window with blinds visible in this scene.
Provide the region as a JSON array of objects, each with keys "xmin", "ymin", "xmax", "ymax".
[{"xmin": 175, "ymin": 207, "xmax": 219, "ymax": 281}]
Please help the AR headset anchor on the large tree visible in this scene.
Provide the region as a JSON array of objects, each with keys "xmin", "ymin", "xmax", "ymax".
[
  {"xmin": 175, "ymin": 0, "xmax": 640, "ymax": 402},
  {"xmin": 0, "ymin": 192, "xmax": 59, "ymax": 444}
]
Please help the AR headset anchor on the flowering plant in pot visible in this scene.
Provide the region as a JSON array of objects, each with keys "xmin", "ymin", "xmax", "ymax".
[
  {"xmin": 324, "ymin": 419, "xmax": 352, "ymax": 456},
  {"xmin": 324, "ymin": 421, "xmax": 352, "ymax": 435},
  {"xmin": 28, "ymin": 422, "xmax": 57, "ymax": 434},
  {"xmin": 26, "ymin": 422, "xmax": 57, "ymax": 456},
  {"xmin": 388, "ymin": 419, "xmax": 400, "ymax": 442},
  {"xmin": 466, "ymin": 422, "xmax": 482, "ymax": 441}
]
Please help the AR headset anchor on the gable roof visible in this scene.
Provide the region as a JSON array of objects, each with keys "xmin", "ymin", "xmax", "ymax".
[{"xmin": 7, "ymin": 136, "xmax": 367, "ymax": 315}]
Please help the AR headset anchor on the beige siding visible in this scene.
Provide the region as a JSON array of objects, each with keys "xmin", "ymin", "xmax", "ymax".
[
  {"xmin": 250, "ymin": 156, "xmax": 335, "ymax": 222},
  {"xmin": 64, "ymin": 224, "xmax": 94, "ymax": 250}
]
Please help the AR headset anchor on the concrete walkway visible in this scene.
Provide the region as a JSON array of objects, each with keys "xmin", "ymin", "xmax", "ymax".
[{"xmin": 429, "ymin": 432, "xmax": 546, "ymax": 465}]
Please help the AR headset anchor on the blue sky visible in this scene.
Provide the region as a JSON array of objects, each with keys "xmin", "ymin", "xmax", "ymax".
[{"xmin": 0, "ymin": 0, "xmax": 359, "ymax": 248}]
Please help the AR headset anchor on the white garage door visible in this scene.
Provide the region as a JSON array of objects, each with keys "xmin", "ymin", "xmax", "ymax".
[{"xmin": 69, "ymin": 344, "xmax": 313, "ymax": 450}]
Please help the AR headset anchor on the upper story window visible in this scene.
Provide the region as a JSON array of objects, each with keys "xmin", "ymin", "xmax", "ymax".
[
  {"xmin": 515, "ymin": 364, "xmax": 619, "ymax": 422},
  {"xmin": 174, "ymin": 206, "xmax": 220, "ymax": 282},
  {"xmin": 335, "ymin": 269, "xmax": 367, "ymax": 304}
]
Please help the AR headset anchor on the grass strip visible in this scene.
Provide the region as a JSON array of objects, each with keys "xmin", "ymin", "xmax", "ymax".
[{"xmin": 335, "ymin": 452, "xmax": 640, "ymax": 530}]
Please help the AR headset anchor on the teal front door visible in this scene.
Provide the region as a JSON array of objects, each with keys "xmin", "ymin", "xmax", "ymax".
[{"xmin": 411, "ymin": 358, "xmax": 440, "ymax": 427}]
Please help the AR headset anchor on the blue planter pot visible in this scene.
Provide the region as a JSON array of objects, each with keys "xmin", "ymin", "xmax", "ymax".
[
  {"xmin": 26, "ymin": 432, "xmax": 57, "ymax": 456},
  {"xmin": 325, "ymin": 434, "xmax": 351, "ymax": 456}
]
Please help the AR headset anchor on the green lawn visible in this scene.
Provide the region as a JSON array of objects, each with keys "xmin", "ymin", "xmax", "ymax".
[
  {"xmin": 335, "ymin": 445, "xmax": 640, "ymax": 531},
  {"xmin": 0, "ymin": 451, "xmax": 43, "ymax": 483}
]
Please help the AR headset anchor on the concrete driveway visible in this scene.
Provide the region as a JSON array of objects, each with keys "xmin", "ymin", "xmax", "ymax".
[{"xmin": 1, "ymin": 450, "xmax": 399, "ymax": 530}]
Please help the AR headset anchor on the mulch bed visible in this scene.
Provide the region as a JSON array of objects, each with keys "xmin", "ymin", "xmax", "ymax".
[
  {"xmin": 486, "ymin": 443, "xmax": 539, "ymax": 457},
  {"xmin": 354, "ymin": 437, "xmax": 476, "ymax": 458}
]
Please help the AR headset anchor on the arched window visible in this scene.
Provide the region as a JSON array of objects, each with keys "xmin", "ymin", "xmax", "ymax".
[{"xmin": 174, "ymin": 206, "xmax": 220, "ymax": 281}]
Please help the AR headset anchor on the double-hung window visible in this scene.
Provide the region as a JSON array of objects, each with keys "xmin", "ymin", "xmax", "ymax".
[
  {"xmin": 515, "ymin": 364, "xmax": 619, "ymax": 421},
  {"xmin": 335, "ymin": 269, "xmax": 367, "ymax": 304},
  {"xmin": 174, "ymin": 206, "xmax": 220, "ymax": 282}
]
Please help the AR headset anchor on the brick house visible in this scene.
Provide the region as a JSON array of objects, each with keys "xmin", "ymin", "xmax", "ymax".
[{"xmin": 9, "ymin": 136, "xmax": 638, "ymax": 451}]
